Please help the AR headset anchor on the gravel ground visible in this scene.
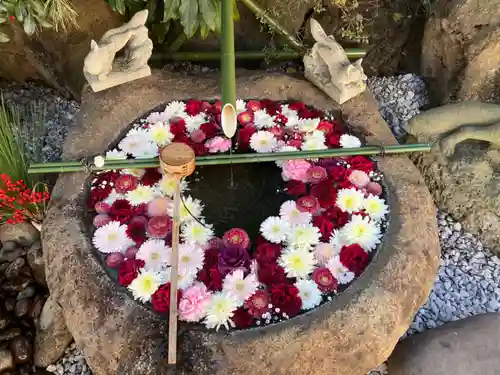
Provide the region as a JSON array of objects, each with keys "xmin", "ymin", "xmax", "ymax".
[{"xmin": 2, "ymin": 71, "xmax": 498, "ymax": 375}]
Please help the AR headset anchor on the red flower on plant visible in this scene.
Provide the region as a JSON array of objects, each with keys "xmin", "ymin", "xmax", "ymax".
[
  {"xmin": 339, "ymin": 244, "xmax": 369, "ymax": 275},
  {"xmin": 231, "ymin": 307, "xmax": 255, "ymax": 328},
  {"xmin": 151, "ymin": 283, "xmax": 182, "ymax": 313},
  {"xmin": 269, "ymin": 283, "xmax": 302, "ymax": 318},
  {"xmin": 117, "ymin": 258, "xmax": 145, "ymax": 286},
  {"xmin": 223, "ymin": 228, "xmax": 250, "ymax": 250}
]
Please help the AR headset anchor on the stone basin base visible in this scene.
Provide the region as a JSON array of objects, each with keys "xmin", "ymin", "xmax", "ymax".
[{"xmin": 42, "ymin": 70, "xmax": 440, "ymax": 375}]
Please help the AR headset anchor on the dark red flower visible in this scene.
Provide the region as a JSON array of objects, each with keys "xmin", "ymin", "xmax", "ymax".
[
  {"xmin": 312, "ymin": 215, "xmax": 334, "ymax": 242},
  {"xmin": 310, "ymin": 179, "xmax": 337, "ymax": 208},
  {"xmin": 345, "ymin": 156, "xmax": 375, "ymax": 173},
  {"xmin": 237, "ymin": 125, "xmax": 256, "ymax": 151},
  {"xmin": 312, "ymin": 268, "xmax": 338, "ymax": 292},
  {"xmin": 170, "ymin": 118, "xmax": 187, "ymax": 136},
  {"xmin": 213, "ymin": 101, "xmax": 223, "ymax": 114},
  {"xmin": 260, "ymin": 100, "xmax": 281, "ymax": 115},
  {"xmin": 340, "ymin": 244, "xmax": 369, "ymax": 275},
  {"xmin": 255, "ymin": 241, "xmax": 282, "ymax": 264},
  {"xmin": 151, "ymin": 283, "xmax": 182, "ymax": 313},
  {"xmin": 323, "ymin": 206, "xmax": 349, "ymax": 228},
  {"xmin": 200, "ymin": 122, "xmax": 219, "ymax": 138},
  {"xmin": 174, "ymin": 133, "xmax": 190, "ymax": 144},
  {"xmin": 231, "ymin": 307, "xmax": 255, "ymax": 328},
  {"xmin": 244, "ymin": 290, "xmax": 271, "ymax": 318},
  {"xmin": 269, "ymin": 126, "xmax": 284, "ymax": 139},
  {"xmin": 296, "ymin": 195, "xmax": 320, "ymax": 214},
  {"xmin": 327, "ymin": 133, "xmax": 341, "ymax": 147},
  {"xmin": 218, "ymin": 246, "xmax": 251, "ymax": 276},
  {"xmin": 223, "ymin": 228, "xmax": 250, "ymax": 250},
  {"xmin": 185, "ymin": 99, "xmax": 202, "ymax": 115},
  {"xmin": 109, "ymin": 199, "xmax": 135, "ymax": 223},
  {"xmin": 88, "ymin": 185, "xmax": 112, "ymax": 209},
  {"xmin": 288, "ymin": 102, "xmax": 306, "ymax": 112},
  {"xmin": 126, "ymin": 219, "xmax": 147, "ymax": 245},
  {"xmin": 287, "ymin": 138, "xmax": 303, "ymax": 149},
  {"xmin": 269, "ymin": 283, "xmax": 302, "ymax": 318},
  {"xmin": 300, "ymin": 108, "xmax": 323, "ymax": 119},
  {"xmin": 191, "ymin": 142, "xmax": 209, "ymax": 156},
  {"xmin": 117, "ymin": 258, "xmax": 145, "ymax": 286},
  {"xmin": 257, "ymin": 264, "xmax": 286, "ymax": 286},
  {"xmin": 198, "ymin": 265, "xmax": 223, "ymax": 291},
  {"xmin": 285, "ymin": 180, "xmax": 307, "ymax": 196},
  {"xmin": 325, "ymin": 165, "xmax": 348, "ymax": 182},
  {"xmin": 141, "ymin": 168, "xmax": 162, "ymax": 186},
  {"xmin": 115, "ymin": 174, "xmax": 138, "ymax": 194}
]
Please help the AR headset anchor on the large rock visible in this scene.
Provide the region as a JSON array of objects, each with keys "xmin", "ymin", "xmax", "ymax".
[
  {"xmin": 421, "ymin": 0, "xmax": 500, "ymax": 104},
  {"xmin": 42, "ymin": 70, "xmax": 440, "ymax": 375},
  {"xmin": 0, "ymin": 222, "xmax": 40, "ymax": 247},
  {"xmin": 388, "ymin": 313, "xmax": 500, "ymax": 375}
]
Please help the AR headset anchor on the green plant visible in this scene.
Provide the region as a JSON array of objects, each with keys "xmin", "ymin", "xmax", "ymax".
[
  {"xmin": 331, "ymin": 0, "xmax": 369, "ymax": 45},
  {"xmin": 0, "ymin": 0, "xmax": 78, "ymax": 42},
  {"xmin": 106, "ymin": 0, "xmax": 239, "ymax": 44}
]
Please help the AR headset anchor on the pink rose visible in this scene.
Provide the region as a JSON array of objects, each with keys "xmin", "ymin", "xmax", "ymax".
[
  {"xmin": 348, "ymin": 170, "xmax": 370, "ymax": 188},
  {"xmin": 281, "ymin": 159, "xmax": 311, "ymax": 182},
  {"xmin": 205, "ymin": 136, "xmax": 232, "ymax": 153},
  {"xmin": 178, "ymin": 282, "xmax": 212, "ymax": 322}
]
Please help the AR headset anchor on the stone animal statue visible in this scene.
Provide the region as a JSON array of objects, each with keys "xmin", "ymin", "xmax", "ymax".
[
  {"xmin": 303, "ymin": 18, "xmax": 367, "ymax": 104},
  {"xmin": 83, "ymin": 9, "xmax": 153, "ymax": 92},
  {"xmin": 405, "ymin": 101, "xmax": 500, "ymax": 157}
]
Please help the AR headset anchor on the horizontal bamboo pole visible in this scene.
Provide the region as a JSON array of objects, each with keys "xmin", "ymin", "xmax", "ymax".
[
  {"xmin": 27, "ymin": 144, "xmax": 430, "ymax": 174},
  {"xmin": 150, "ymin": 49, "xmax": 366, "ymax": 62}
]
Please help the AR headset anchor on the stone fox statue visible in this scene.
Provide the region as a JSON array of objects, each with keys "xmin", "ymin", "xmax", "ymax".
[
  {"xmin": 83, "ymin": 9, "xmax": 153, "ymax": 82},
  {"xmin": 405, "ymin": 101, "xmax": 500, "ymax": 157},
  {"xmin": 303, "ymin": 18, "xmax": 367, "ymax": 104}
]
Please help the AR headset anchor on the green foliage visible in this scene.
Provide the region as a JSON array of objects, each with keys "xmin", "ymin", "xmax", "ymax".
[
  {"xmin": 0, "ymin": 0, "xmax": 78, "ymax": 43},
  {"xmin": 106, "ymin": 0, "xmax": 239, "ymax": 44}
]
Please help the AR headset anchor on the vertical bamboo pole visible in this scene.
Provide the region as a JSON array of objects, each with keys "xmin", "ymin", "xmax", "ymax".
[{"xmin": 221, "ymin": 0, "xmax": 236, "ymax": 108}]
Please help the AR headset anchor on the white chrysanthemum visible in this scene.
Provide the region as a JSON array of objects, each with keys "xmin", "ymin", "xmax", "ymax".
[
  {"xmin": 313, "ymin": 242, "xmax": 337, "ymax": 266},
  {"xmin": 126, "ymin": 185, "xmax": 157, "ymax": 205},
  {"xmin": 298, "ymin": 118, "xmax": 320, "ymax": 133},
  {"xmin": 327, "ymin": 255, "xmax": 355, "ymax": 284},
  {"xmin": 339, "ymin": 134, "xmax": 362, "ymax": 148},
  {"xmin": 253, "ymin": 109, "xmax": 276, "ymax": 129},
  {"xmin": 105, "ymin": 149, "xmax": 127, "ymax": 160},
  {"xmin": 136, "ymin": 239, "xmax": 170, "ymax": 271},
  {"xmin": 278, "ymin": 247, "xmax": 315, "ymax": 279},
  {"xmin": 166, "ymin": 195, "xmax": 203, "ymax": 223},
  {"xmin": 223, "ymin": 269, "xmax": 259, "ymax": 304},
  {"xmin": 281, "ymin": 104, "xmax": 300, "ymax": 128},
  {"xmin": 181, "ymin": 221, "xmax": 214, "ymax": 246},
  {"xmin": 341, "ymin": 215, "xmax": 381, "ymax": 252},
  {"xmin": 120, "ymin": 168, "xmax": 145, "ymax": 178},
  {"xmin": 260, "ymin": 216, "xmax": 291, "ymax": 244},
  {"xmin": 236, "ymin": 99, "xmax": 247, "ymax": 114},
  {"xmin": 93, "ymin": 221, "xmax": 132, "ymax": 253},
  {"xmin": 295, "ymin": 279, "xmax": 322, "ymax": 310},
  {"xmin": 159, "ymin": 267, "xmax": 197, "ymax": 290},
  {"xmin": 336, "ymin": 188, "xmax": 365, "ymax": 213},
  {"xmin": 128, "ymin": 270, "xmax": 161, "ymax": 303},
  {"xmin": 329, "ymin": 229, "xmax": 345, "ymax": 255},
  {"xmin": 279, "ymin": 200, "xmax": 312, "ymax": 226},
  {"xmin": 287, "ymin": 224, "xmax": 321, "ymax": 250},
  {"xmin": 185, "ymin": 113, "xmax": 207, "ymax": 133},
  {"xmin": 275, "ymin": 145, "xmax": 299, "ymax": 167},
  {"xmin": 119, "ymin": 129, "xmax": 150, "ymax": 156},
  {"xmin": 362, "ymin": 194, "xmax": 389, "ymax": 221},
  {"xmin": 177, "ymin": 242, "xmax": 205, "ymax": 273},
  {"xmin": 146, "ymin": 111, "xmax": 170, "ymax": 124},
  {"xmin": 301, "ymin": 132, "xmax": 327, "ymax": 151},
  {"xmin": 103, "ymin": 189, "xmax": 126, "ymax": 205},
  {"xmin": 157, "ymin": 174, "xmax": 188, "ymax": 197},
  {"xmin": 149, "ymin": 122, "xmax": 174, "ymax": 146},
  {"xmin": 163, "ymin": 101, "xmax": 188, "ymax": 120},
  {"xmin": 204, "ymin": 292, "xmax": 239, "ymax": 330},
  {"xmin": 249, "ymin": 131, "xmax": 277, "ymax": 153},
  {"xmin": 133, "ymin": 141, "xmax": 159, "ymax": 159}
]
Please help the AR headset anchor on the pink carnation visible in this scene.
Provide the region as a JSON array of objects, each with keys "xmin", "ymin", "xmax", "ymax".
[
  {"xmin": 178, "ymin": 282, "xmax": 212, "ymax": 322},
  {"xmin": 281, "ymin": 159, "xmax": 311, "ymax": 182},
  {"xmin": 205, "ymin": 136, "xmax": 232, "ymax": 153}
]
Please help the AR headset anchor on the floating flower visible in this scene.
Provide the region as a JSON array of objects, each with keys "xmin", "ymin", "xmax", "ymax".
[
  {"xmin": 159, "ymin": 266, "xmax": 198, "ymax": 290},
  {"xmin": 125, "ymin": 246, "xmax": 139, "ymax": 259},
  {"xmin": 106, "ymin": 149, "xmax": 127, "ymax": 160},
  {"xmin": 339, "ymin": 244, "xmax": 369, "ymax": 275},
  {"xmin": 126, "ymin": 185, "xmax": 157, "ymax": 206},
  {"xmin": 313, "ymin": 242, "xmax": 338, "ymax": 266},
  {"xmin": 181, "ymin": 220, "xmax": 214, "ymax": 245},
  {"xmin": 260, "ymin": 216, "xmax": 291, "ymax": 244},
  {"xmin": 287, "ymin": 224, "xmax": 321, "ymax": 250},
  {"xmin": 348, "ymin": 170, "xmax": 370, "ymax": 188},
  {"xmin": 339, "ymin": 134, "xmax": 362, "ymax": 148},
  {"xmin": 163, "ymin": 101, "xmax": 188, "ymax": 120},
  {"xmin": 151, "ymin": 283, "xmax": 182, "ymax": 313},
  {"xmin": 362, "ymin": 194, "xmax": 389, "ymax": 221},
  {"xmin": 279, "ymin": 200, "xmax": 312, "ymax": 226},
  {"xmin": 179, "ymin": 282, "xmax": 212, "ymax": 322},
  {"xmin": 312, "ymin": 267, "xmax": 338, "ymax": 292},
  {"xmin": 128, "ymin": 270, "xmax": 162, "ymax": 302},
  {"xmin": 176, "ymin": 196, "xmax": 204, "ymax": 223},
  {"xmin": 94, "ymin": 201, "xmax": 110, "ymax": 214},
  {"xmin": 341, "ymin": 215, "xmax": 381, "ymax": 252},
  {"xmin": 206, "ymin": 136, "xmax": 232, "ymax": 153},
  {"xmin": 223, "ymin": 269, "xmax": 259, "ymax": 303},
  {"xmin": 126, "ymin": 217, "xmax": 147, "ymax": 245},
  {"xmin": 296, "ymin": 195, "xmax": 320, "ymax": 214},
  {"xmin": 231, "ymin": 307, "xmax": 254, "ymax": 328},
  {"xmin": 244, "ymin": 290, "xmax": 271, "ymax": 318},
  {"xmin": 295, "ymin": 279, "xmax": 322, "ymax": 310},
  {"xmin": 366, "ymin": 181, "xmax": 383, "ymax": 196},
  {"xmin": 307, "ymin": 166, "xmax": 328, "ymax": 183},
  {"xmin": 218, "ymin": 245, "xmax": 251, "ymax": 276},
  {"xmin": 177, "ymin": 242, "xmax": 205, "ymax": 273},
  {"xmin": 302, "ymin": 131, "xmax": 327, "ymax": 151},
  {"xmin": 236, "ymin": 99, "xmax": 247, "ymax": 114},
  {"xmin": 223, "ymin": 228, "xmax": 250, "ymax": 250},
  {"xmin": 281, "ymin": 104, "xmax": 300, "ymax": 128},
  {"xmin": 275, "ymin": 145, "xmax": 299, "ymax": 167},
  {"xmin": 278, "ymin": 247, "xmax": 315, "ymax": 279},
  {"xmin": 117, "ymin": 258, "xmax": 145, "ymax": 286},
  {"xmin": 106, "ymin": 252, "xmax": 124, "ymax": 268},
  {"xmin": 336, "ymin": 188, "xmax": 365, "ymax": 213},
  {"xmin": 136, "ymin": 239, "xmax": 170, "ymax": 271},
  {"xmin": 103, "ymin": 189, "xmax": 126, "ymax": 206},
  {"xmin": 190, "ymin": 129, "xmax": 206, "ymax": 143},
  {"xmin": 253, "ymin": 109, "xmax": 276, "ymax": 128},
  {"xmin": 185, "ymin": 113, "xmax": 207, "ymax": 133},
  {"xmin": 147, "ymin": 216, "xmax": 172, "ymax": 238},
  {"xmin": 147, "ymin": 196, "xmax": 171, "ymax": 217},
  {"xmin": 204, "ymin": 292, "xmax": 239, "ymax": 330},
  {"xmin": 157, "ymin": 173, "xmax": 188, "ymax": 197},
  {"xmin": 269, "ymin": 283, "xmax": 302, "ymax": 318},
  {"xmin": 298, "ymin": 118, "xmax": 320, "ymax": 133},
  {"xmin": 115, "ymin": 174, "xmax": 139, "ymax": 194},
  {"xmin": 93, "ymin": 214, "xmax": 111, "ymax": 228},
  {"xmin": 237, "ymin": 110, "xmax": 254, "ymax": 125},
  {"xmin": 327, "ymin": 255, "xmax": 355, "ymax": 284},
  {"xmin": 149, "ymin": 122, "xmax": 174, "ymax": 146},
  {"xmin": 329, "ymin": 229, "xmax": 345, "ymax": 254},
  {"xmin": 281, "ymin": 159, "xmax": 310, "ymax": 182},
  {"xmin": 249, "ymin": 131, "xmax": 277, "ymax": 153},
  {"xmin": 119, "ymin": 129, "xmax": 151, "ymax": 156},
  {"xmin": 93, "ymin": 221, "xmax": 131, "ymax": 253}
]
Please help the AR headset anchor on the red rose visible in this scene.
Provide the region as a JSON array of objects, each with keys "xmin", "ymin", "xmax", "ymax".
[
  {"xmin": 345, "ymin": 156, "xmax": 375, "ymax": 173},
  {"xmin": 257, "ymin": 264, "xmax": 286, "ymax": 286},
  {"xmin": 324, "ymin": 206, "xmax": 349, "ymax": 228},
  {"xmin": 255, "ymin": 241, "xmax": 282, "ymax": 264},
  {"xmin": 200, "ymin": 122, "xmax": 219, "ymax": 138},
  {"xmin": 340, "ymin": 244, "xmax": 369, "ymax": 275},
  {"xmin": 312, "ymin": 215, "xmax": 334, "ymax": 242},
  {"xmin": 151, "ymin": 283, "xmax": 182, "ymax": 314},
  {"xmin": 238, "ymin": 125, "xmax": 256, "ymax": 151},
  {"xmin": 185, "ymin": 99, "xmax": 202, "ymax": 115},
  {"xmin": 231, "ymin": 307, "xmax": 255, "ymax": 328},
  {"xmin": 141, "ymin": 168, "xmax": 162, "ymax": 186},
  {"xmin": 109, "ymin": 199, "xmax": 135, "ymax": 223},
  {"xmin": 296, "ymin": 195, "xmax": 320, "ymax": 214},
  {"xmin": 117, "ymin": 258, "xmax": 145, "ymax": 286},
  {"xmin": 170, "ymin": 118, "xmax": 187, "ymax": 136},
  {"xmin": 310, "ymin": 179, "xmax": 337, "ymax": 208},
  {"xmin": 285, "ymin": 180, "xmax": 307, "ymax": 196},
  {"xmin": 269, "ymin": 283, "xmax": 302, "ymax": 318}
]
